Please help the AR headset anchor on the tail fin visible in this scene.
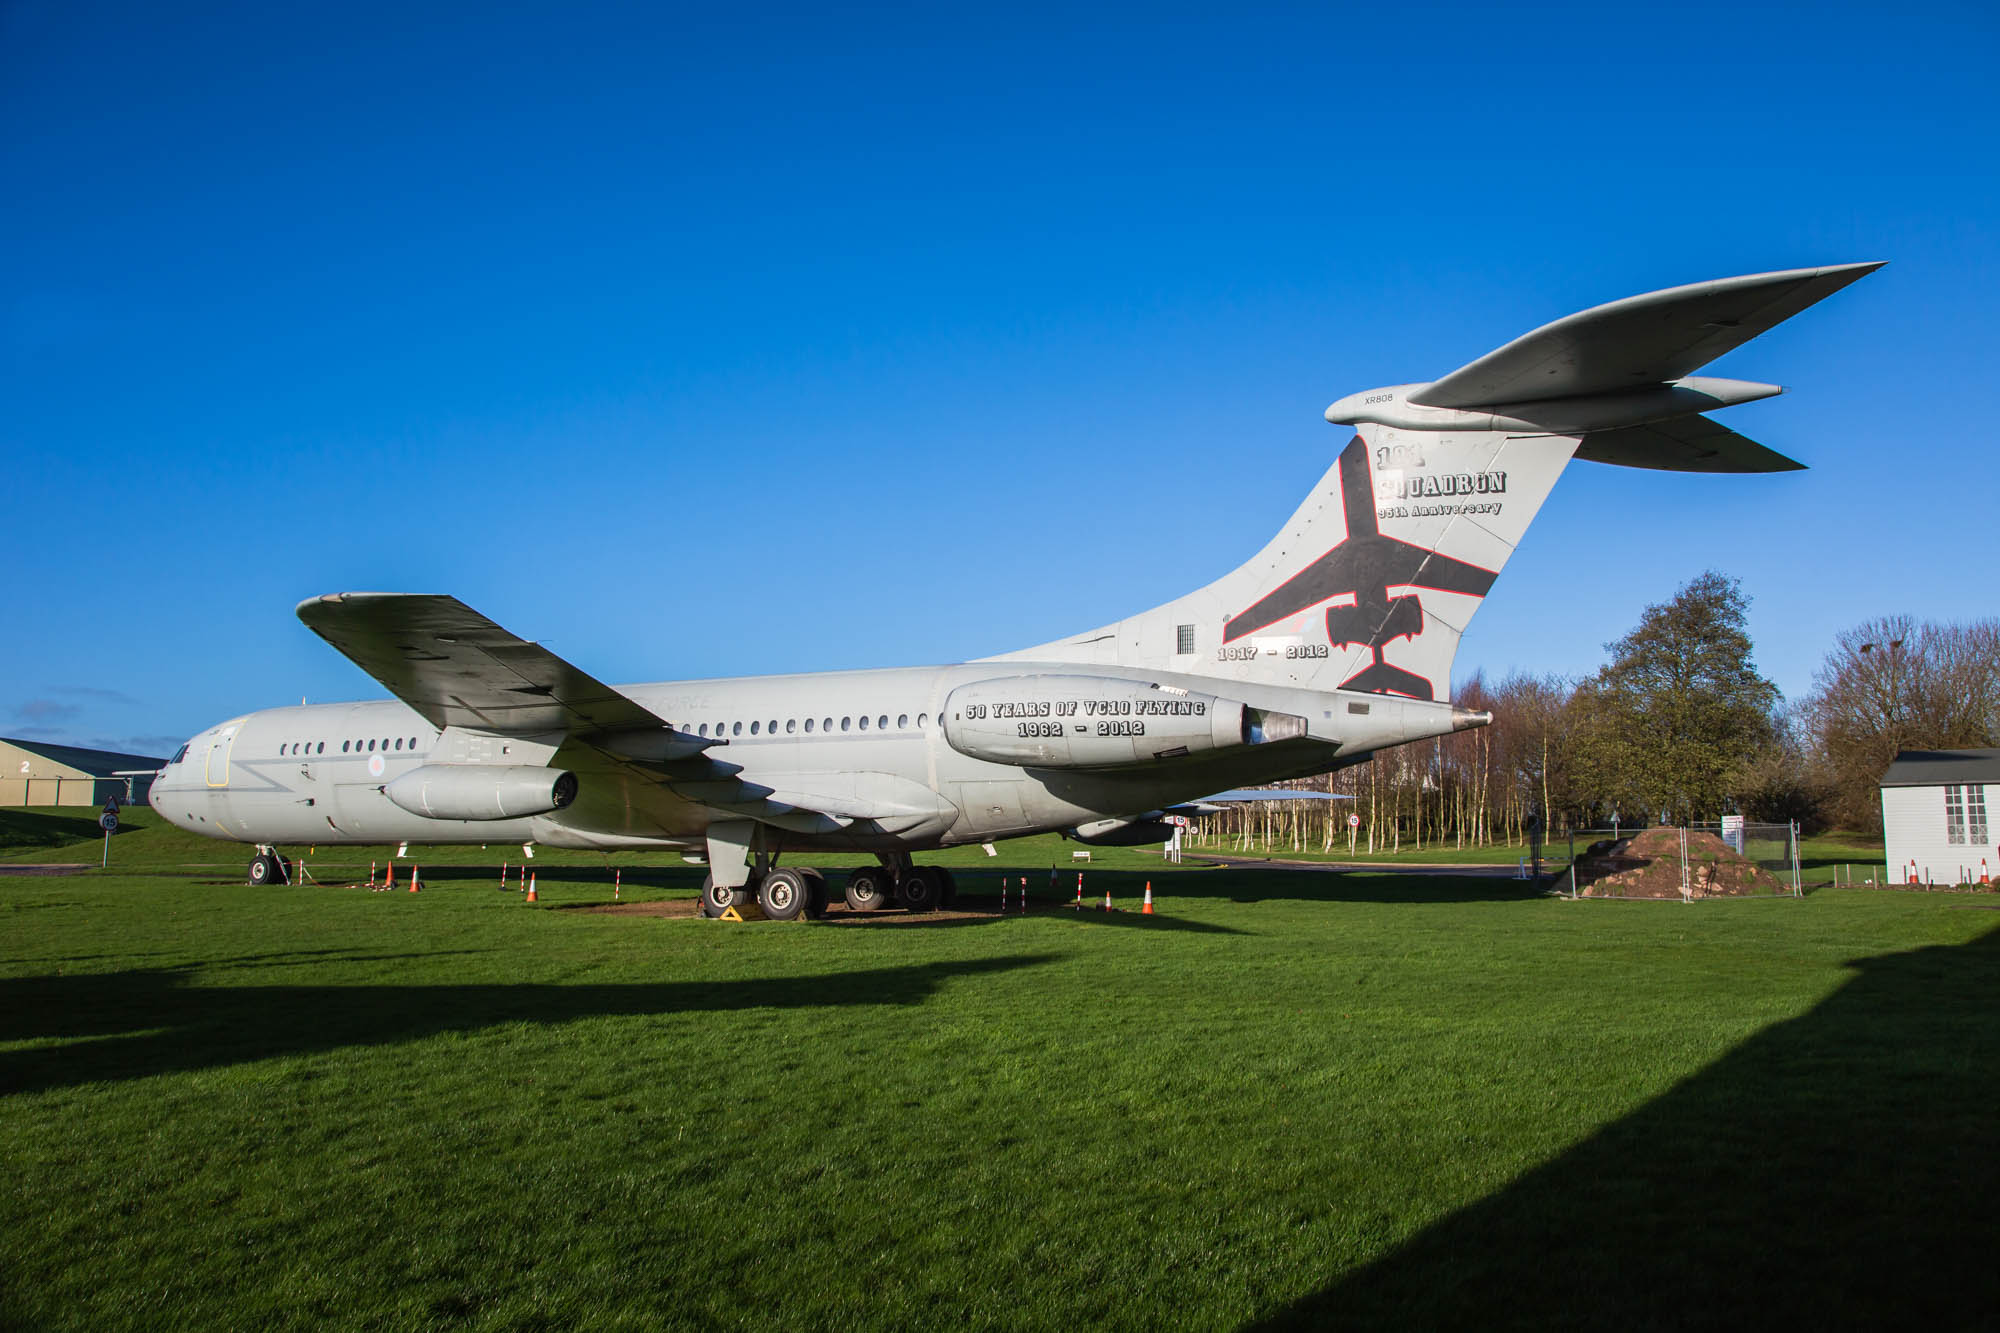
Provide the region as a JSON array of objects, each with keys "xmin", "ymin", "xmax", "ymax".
[{"xmin": 990, "ymin": 263, "xmax": 1880, "ymax": 699}]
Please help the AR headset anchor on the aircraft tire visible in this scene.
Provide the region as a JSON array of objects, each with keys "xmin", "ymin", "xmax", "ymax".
[
  {"xmin": 759, "ymin": 868, "xmax": 810, "ymax": 921},
  {"xmin": 247, "ymin": 854, "xmax": 281, "ymax": 887},
  {"xmin": 699, "ymin": 875, "xmax": 749, "ymax": 917},
  {"xmin": 844, "ymin": 867, "xmax": 892, "ymax": 912},
  {"xmin": 800, "ymin": 868, "xmax": 829, "ymax": 920},
  {"xmin": 900, "ymin": 866, "xmax": 942, "ymax": 913}
]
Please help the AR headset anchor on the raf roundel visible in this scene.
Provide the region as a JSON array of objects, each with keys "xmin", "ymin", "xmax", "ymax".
[{"xmin": 368, "ymin": 753, "xmax": 386, "ymax": 779}]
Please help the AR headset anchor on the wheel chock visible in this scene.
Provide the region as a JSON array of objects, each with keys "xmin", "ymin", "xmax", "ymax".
[{"xmin": 719, "ymin": 902, "xmax": 768, "ymax": 922}]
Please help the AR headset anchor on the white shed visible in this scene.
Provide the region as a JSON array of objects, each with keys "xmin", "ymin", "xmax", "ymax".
[{"xmin": 1880, "ymin": 749, "xmax": 1999, "ymax": 887}]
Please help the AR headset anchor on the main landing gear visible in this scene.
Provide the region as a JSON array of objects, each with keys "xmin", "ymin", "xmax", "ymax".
[
  {"xmin": 247, "ymin": 845, "xmax": 291, "ymax": 886},
  {"xmin": 699, "ymin": 856, "xmax": 957, "ymax": 920}
]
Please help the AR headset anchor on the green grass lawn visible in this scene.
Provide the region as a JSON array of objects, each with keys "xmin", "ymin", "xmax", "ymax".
[{"xmin": 4, "ymin": 810, "xmax": 1993, "ymax": 1330}]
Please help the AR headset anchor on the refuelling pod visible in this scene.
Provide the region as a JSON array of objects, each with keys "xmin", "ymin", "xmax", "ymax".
[
  {"xmin": 943, "ymin": 674, "xmax": 1306, "ymax": 770},
  {"xmin": 384, "ymin": 765, "xmax": 579, "ymax": 821},
  {"xmin": 1069, "ymin": 817, "xmax": 1177, "ymax": 846}
]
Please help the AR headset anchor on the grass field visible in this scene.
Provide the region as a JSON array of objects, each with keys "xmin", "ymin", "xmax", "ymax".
[{"xmin": 4, "ymin": 809, "xmax": 1994, "ymax": 1330}]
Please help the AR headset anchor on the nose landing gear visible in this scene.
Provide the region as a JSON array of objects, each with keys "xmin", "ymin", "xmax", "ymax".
[{"xmin": 247, "ymin": 847, "xmax": 291, "ymax": 886}]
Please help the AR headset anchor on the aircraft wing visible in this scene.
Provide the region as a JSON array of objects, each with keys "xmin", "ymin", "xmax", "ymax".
[
  {"xmin": 1409, "ymin": 262, "xmax": 1882, "ymax": 408},
  {"xmin": 1574, "ymin": 413, "xmax": 1805, "ymax": 473},
  {"xmin": 297, "ymin": 593, "xmax": 666, "ymax": 736},
  {"xmin": 296, "ymin": 593, "xmax": 870, "ymax": 837}
]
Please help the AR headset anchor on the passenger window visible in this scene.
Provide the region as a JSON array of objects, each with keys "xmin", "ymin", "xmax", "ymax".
[
  {"xmin": 898, "ymin": 714, "xmax": 908, "ymax": 729},
  {"xmin": 841, "ymin": 717, "xmax": 851, "ymax": 732},
  {"xmin": 410, "ymin": 737, "xmax": 417, "ymax": 749},
  {"xmin": 732, "ymin": 722, "xmax": 742, "ymax": 736},
  {"xmin": 342, "ymin": 741, "xmax": 350, "ymax": 752},
  {"xmin": 317, "ymin": 742, "xmax": 324, "ymax": 754},
  {"xmin": 918, "ymin": 713, "xmax": 928, "ymax": 729},
  {"xmin": 394, "ymin": 738, "xmax": 402, "ymax": 751},
  {"xmin": 698, "ymin": 723, "xmax": 708, "ymax": 737},
  {"xmin": 750, "ymin": 721, "xmax": 760, "ymax": 735},
  {"xmin": 858, "ymin": 715, "xmax": 869, "ymax": 731},
  {"xmin": 824, "ymin": 718, "xmax": 833, "ymax": 732},
  {"xmin": 804, "ymin": 718, "xmax": 814, "ymax": 733},
  {"xmin": 785, "ymin": 719, "xmax": 795, "ymax": 734},
  {"xmin": 768, "ymin": 719, "xmax": 777, "ymax": 734},
  {"xmin": 878, "ymin": 715, "xmax": 888, "ymax": 730}
]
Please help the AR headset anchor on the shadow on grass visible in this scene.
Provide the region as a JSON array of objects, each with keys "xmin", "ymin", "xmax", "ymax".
[
  {"xmin": 0, "ymin": 954, "xmax": 1059, "ymax": 1097},
  {"xmin": 972, "ymin": 867, "xmax": 1546, "ymax": 907},
  {"xmin": 821, "ymin": 905, "xmax": 1245, "ymax": 934},
  {"xmin": 1248, "ymin": 923, "xmax": 2000, "ymax": 1331}
]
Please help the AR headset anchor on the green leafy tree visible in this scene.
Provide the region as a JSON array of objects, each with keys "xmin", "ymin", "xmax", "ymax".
[{"xmin": 1574, "ymin": 572, "xmax": 1781, "ymax": 824}]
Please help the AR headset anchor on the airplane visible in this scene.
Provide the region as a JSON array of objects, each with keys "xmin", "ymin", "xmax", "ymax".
[{"xmin": 150, "ymin": 262, "xmax": 1880, "ymax": 917}]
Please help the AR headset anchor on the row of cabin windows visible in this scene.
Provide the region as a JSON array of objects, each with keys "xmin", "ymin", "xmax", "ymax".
[
  {"xmin": 693, "ymin": 712, "xmax": 926, "ymax": 739},
  {"xmin": 278, "ymin": 737, "xmax": 424, "ymax": 757}
]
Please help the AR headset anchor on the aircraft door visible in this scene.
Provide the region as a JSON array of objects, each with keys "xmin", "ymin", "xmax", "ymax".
[{"xmin": 204, "ymin": 724, "xmax": 239, "ymax": 787}]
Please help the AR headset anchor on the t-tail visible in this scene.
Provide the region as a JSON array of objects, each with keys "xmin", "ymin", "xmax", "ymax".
[{"xmin": 989, "ymin": 262, "xmax": 1881, "ymax": 698}]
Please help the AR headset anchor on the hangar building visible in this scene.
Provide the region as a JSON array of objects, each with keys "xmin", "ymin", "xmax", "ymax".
[
  {"xmin": 1880, "ymin": 748, "xmax": 1999, "ymax": 886},
  {"xmin": 0, "ymin": 737, "xmax": 164, "ymax": 808}
]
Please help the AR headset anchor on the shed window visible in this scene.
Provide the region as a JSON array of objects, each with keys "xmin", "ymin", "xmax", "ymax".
[
  {"xmin": 1946, "ymin": 784, "xmax": 1987, "ymax": 845},
  {"xmin": 1176, "ymin": 623, "xmax": 1195, "ymax": 655}
]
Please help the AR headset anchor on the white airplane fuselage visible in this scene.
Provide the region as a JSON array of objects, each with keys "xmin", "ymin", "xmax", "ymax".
[{"xmin": 152, "ymin": 660, "xmax": 1455, "ymax": 853}]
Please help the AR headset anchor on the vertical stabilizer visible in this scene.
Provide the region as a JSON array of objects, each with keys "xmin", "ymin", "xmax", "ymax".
[{"xmin": 987, "ymin": 426, "xmax": 1579, "ymax": 699}]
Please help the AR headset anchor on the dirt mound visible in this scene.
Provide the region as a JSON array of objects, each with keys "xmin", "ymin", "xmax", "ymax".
[{"xmin": 1573, "ymin": 828, "xmax": 1785, "ymax": 899}]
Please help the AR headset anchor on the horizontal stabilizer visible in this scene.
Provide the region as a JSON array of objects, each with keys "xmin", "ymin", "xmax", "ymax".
[
  {"xmin": 1410, "ymin": 262, "xmax": 1882, "ymax": 409},
  {"xmin": 1574, "ymin": 414, "xmax": 1805, "ymax": 473}
]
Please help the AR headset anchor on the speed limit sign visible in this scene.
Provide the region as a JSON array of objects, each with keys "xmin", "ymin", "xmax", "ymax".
[{"xmin": 1347, "ymin": 813, "xmax": 1360, "ymax": 828}]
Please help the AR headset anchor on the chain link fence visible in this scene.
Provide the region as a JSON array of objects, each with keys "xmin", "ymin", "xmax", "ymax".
[{"xmin": 1554, "ymin": 821, "xmax": 1801, "ymax": 900}]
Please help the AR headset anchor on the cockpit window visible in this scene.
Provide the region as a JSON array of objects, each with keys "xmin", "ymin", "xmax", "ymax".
[{"xmin": 172, "ymin": 744, "xmax": 189, "ymax": 763}]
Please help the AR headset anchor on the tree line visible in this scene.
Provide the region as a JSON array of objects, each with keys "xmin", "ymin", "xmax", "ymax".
[{"xmin": 1190, "ymin": 573, "xmax": 1999, "ymax": 853}]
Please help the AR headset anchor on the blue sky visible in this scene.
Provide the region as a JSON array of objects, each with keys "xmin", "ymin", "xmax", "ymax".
[{"xmin": 5, "ymin": 1, "xmax": 1997, "ymax": 757}]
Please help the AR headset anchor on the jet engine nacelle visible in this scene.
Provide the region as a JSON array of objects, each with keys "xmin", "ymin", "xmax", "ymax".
[
  {"xmin": 943, "ymin": 674, "xmax": 1306, "ymax": 769},
  {"xmin": 384, "ymin": 765, "xmax": 579, "ymax": 821},
  {"xmin": 1069, "ymin": 817, "xmax": 1177, "ymax": 846}
]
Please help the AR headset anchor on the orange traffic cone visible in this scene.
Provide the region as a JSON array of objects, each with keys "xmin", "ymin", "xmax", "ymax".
[
  {"xmin": 1142, "ymin": 882, "xmax": 1154, "ymax": 914},
  {"xmin": 409, "ymin": 865, "xmax": 420, "ymax": 893},
  {"xmin": 385, "ymin": 861, "xmax": 395, "ymax": 890},
  {"xmin": 1102, "ymin": 886, "xmax": 1112, "ymax": 911},
  {"xmin": 525, "ymin": 873, "xmax": 538, "ymax": 903}
]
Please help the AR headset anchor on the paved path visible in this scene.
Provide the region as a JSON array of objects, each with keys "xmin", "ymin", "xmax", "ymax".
[{"xmin": 0, "ymin": 863, "xmax": 92, "ymax": 876}]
